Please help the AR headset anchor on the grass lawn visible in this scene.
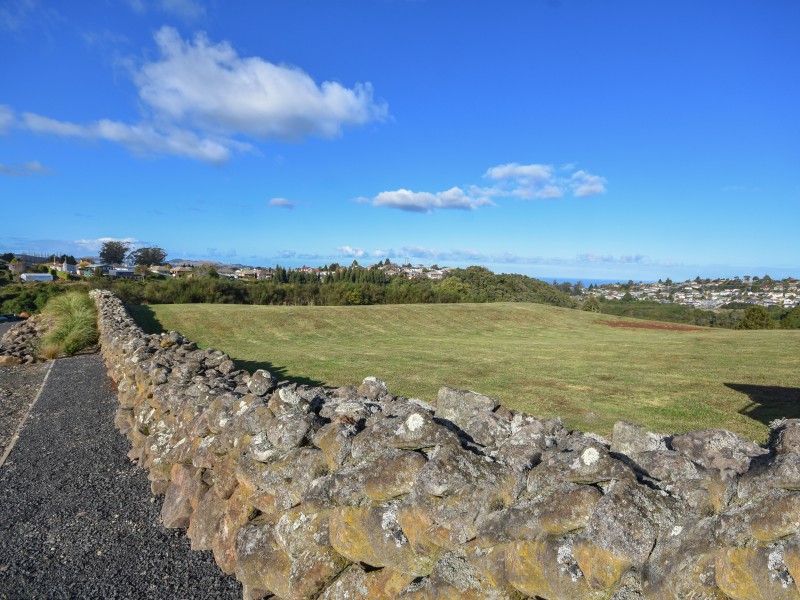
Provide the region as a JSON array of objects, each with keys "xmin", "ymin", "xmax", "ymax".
[{"xmin": 129, "ymin": 302, "xmax": 800, "ymax": 442}]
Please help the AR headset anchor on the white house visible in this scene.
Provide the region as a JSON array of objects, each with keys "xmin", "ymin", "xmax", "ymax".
[{"xmin": 20, "ymin": 273, "xmax": 53, "ymax": 282}]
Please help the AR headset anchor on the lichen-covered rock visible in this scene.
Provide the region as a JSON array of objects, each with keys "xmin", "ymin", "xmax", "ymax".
[
  {"xmin": 235, "ymin": 512, "xmax": 347, "ymax": 600},
  {"xmin": 187, "ymin": 486, "xmax": 227, "ymax": 550},
  {"xmin": 161, "ymin": 463, "xmax": 209, "ymax": 528},
  {"xmin": 772, "ymin": 419, "xmax": 800, "ymax": 455},
  {"xmin": 478, "ymin": 483, "xmax": 603, "ymax": 545},
  {"xmin": 671, "ymin": 428, "xmax": 768, "ymax": 478},
  {"xmin": 527, "ymin": 437, "xmax": 635, "ymax": 494},
  {"xmin": 329, "ymin": 504, "xmax": 435, "ymax": 576},
  {"xmin": 643, "ymin": 516, "xmax": 727, "ymax": 599},
  {"xmin": 246, "ymin": 369, "xmax": 276, "ymax": 396},
  {"xmin": 399, "ymin": 549, "xmax": 513, "ymax": 599},
  {"xmin": 504, "ymin": 538, "xmax": 591, "ymax": 599},
  {"xmin": 357, "ymin": 376, "xmax": 388, "ymax": 400},
  {"xmin": 435, "ymin": 386, "xmax": 499, "ymax": 431},
  {"xmin": 574, "ymin": 479, "xmax": 675, "ymax": 591},
  {"xmin": 746, "ymin": 488, "xmax": 800, "ymax": 542},
  {"xmin": 312, "ymin": 421, "xmax": 357, "ymax": 470},
  {"xmin": 350, "ymin": 405, "xmax": 459, "ymax": 460},
  {"xmin": 715, "ymin": 545, "xmax": 799, "ymax": 600},
  {"xmin": 611, "ymin": 420, "xmax": 668, "ymax": 456},
  {"xmin": 318, "ymin": 565, "xmax": 416, "ymax": 600}
]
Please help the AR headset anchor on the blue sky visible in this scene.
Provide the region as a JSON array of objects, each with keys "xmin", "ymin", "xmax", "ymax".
[{"xmin": 1, "ymin": 0, "xmax": 798, "ymax": 281}]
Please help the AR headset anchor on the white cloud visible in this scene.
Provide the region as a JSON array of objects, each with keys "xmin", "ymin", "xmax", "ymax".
[
  {"xmin": 485, "ymin": 162, "xmax": 607, "ymax": 199},
  {"xmin": 0, "ymin": 105, "xmax": 14, "ymax": 133},
  {"xmin": 486, "ymin": 162, "xmax": 553, "ymax": 182},
  {"xmin": 74, "ymin": 237, "xmax": 142, "ymax": 253},
  {"xmin": 485, "ymin": 162, "xmax": 563, "ymax": 199},
  {"xmin": 0, "ymin": 159, "xmax": 55, "ymax": 176},
  {"xmin": 136, "ymin": 27, "xmax": 387, "ymax": 141},
  {"xmin": 21, "ymin": 26, "xmax": 387, "ymax": 163},
  {"xmin": 571, "ymin": 170, "xmax": 607, "ymax": 197},
  {"xmin": 268, "ymin": 197, "xmax": 295, "ymax": 209},
  {"xmin": 372, "ymin": 186, "xmax": 494, "ymax": 213},
  {"xmin": 337, "ymin": 246, "xmax": 367, "ymax": 258},
  {"xmin": 366, "ymin": 163, "xmax": 607, "ymax": 214}
]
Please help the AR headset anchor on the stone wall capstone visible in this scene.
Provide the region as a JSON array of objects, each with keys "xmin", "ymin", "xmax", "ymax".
[{"xmin": 90, "ymin": 290, "xmax": 800, "ymax": 599}]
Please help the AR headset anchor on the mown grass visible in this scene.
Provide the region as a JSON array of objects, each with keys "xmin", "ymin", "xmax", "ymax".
[
  {"xmin": 129, "ymin": 302, "xmax": 800, "ymax": 442},
  {"xmin": 41, "ymin": 291, "xmax": 98, "ymax": 357}
]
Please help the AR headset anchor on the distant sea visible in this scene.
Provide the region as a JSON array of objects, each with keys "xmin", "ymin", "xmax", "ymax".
[{"xmin": 543, "ymin": 277, "xmax": 656, "ymax": 286}]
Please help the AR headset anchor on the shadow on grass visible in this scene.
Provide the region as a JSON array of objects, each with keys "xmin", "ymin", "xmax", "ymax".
[
  {"xmin": 233, "ymin": 359, "xmax": 324, "ymax": 387},
  {"xmin": 127, "ymin": 305, "xmax": 324, "ymax": 387},
  {"xmin": 127, "ymin": 304, "xmax": 167, "ymax": 335},
  {"xmin": 727, "ymin": 383, "xmax": 800, "ymax": 426}
]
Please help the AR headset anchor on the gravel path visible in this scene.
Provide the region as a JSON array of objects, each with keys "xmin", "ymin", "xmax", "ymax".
[
  {"xmin": 0, "ymin": 354, "xmax": 242, "ymax": 599},
  {"xmin": 0, "ymin": 361, "xmax": 48, "ymax": 458}
]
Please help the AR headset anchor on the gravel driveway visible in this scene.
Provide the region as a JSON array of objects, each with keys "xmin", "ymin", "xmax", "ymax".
[{"xmin": 0, "ymin": 354, "xmax": 241, "ymax": 599}]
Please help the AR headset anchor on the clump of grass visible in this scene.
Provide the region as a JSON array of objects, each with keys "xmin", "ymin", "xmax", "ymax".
[
  {"xmin": 39, "ymin": 343, "xmax": 62, "ymax": 360},
  {"xmin": 40, "ymin": 291, "xmax": 99, "ymax": 357}
]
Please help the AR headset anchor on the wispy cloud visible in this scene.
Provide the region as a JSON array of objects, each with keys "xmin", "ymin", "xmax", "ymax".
[
  {"xmin": 366, "ymin": 162, "xmax": 607, "ymax": 213},
  {"xmin": 23, "ymin": 112, "xmax": 237, "ymax": 164},
  {"xmin": 390, "ymin": 245, "xmax": 651, "ymax": 267},
  {"xmin": 268, "ymin": 197, "xmax": 295, "ymax": 209},
  {"xmin": 0, "ymin": 105, "xmax": 14, "ymax": 133},
  {"xmin": 576, "ymin": 253, "xmax": 646, "ymax": 264},
  {"xmin": 0, "ymin": 160, "xmax": 55, "ymax": 176},
  {"xmin": 21, "ymin": 26, "xmax": 388, "ymax": 163},
  {"xmin": 0, "ymin": 0, "xmax": 36, "ymax": 31},
  {"xmin": 81, "ymin": 29, "xmax": 129, "ymax": 49},
  {"xmin": 124, "ymin": 0, "xmax": 205, "ymax": 21}
]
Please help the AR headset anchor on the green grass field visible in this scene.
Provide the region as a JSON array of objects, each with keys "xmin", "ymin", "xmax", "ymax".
[{"xmin": 129, "ymin": 302, "xmax": 800, "ymax": 442}]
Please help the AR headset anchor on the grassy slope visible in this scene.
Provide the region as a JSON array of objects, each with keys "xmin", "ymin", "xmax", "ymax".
[{"xmin": 130, "ymin": 303, "xmax": 800, "ymax": 442}]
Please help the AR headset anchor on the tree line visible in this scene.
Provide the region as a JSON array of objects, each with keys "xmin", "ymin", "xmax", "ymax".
[{"xmin": 93, "ymin": 266, "xmax": 577, "ymax": 309}]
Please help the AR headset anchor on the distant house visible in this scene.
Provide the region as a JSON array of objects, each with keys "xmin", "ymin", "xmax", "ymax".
[
  {"xmin": 235, "ymin": 268, "xmax": 272, "ymax": 280},
  {"xmin": 78, "ymin": 264, "xmax": 112, "ymax": 276},
  {"xmin": 170, "ymin": 266, "xmax": 194, "ymax": 278},
  {"xmin": 109, "ymin": 268, "xmax": 137, "ymax": 278},
  {"xmin": 21, "ymin": 273, "xmax": 53, "ymax": 282},
  {"xmin": 150, "ymin": 266, "xmax": 171, "ymax": 277}
]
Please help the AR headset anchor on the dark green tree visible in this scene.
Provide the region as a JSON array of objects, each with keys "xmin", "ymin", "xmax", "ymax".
[
  {"xmin": 99, "ymin": 240, "xmax": 130, "ymax": 264},
  {"xmin": 737, "ymin": 306, "xmax": 773, "ymax": 330},
  {"xmin": 582, "ymin": 296, "xmax": 601, "ymax": 313},
  {"xmin": 780, "ymin": 306, "xmax": 800, "ymax": 329},
  {"xmin": 130, "ymin": 246, "xmax": 167, "ymax": 266}
]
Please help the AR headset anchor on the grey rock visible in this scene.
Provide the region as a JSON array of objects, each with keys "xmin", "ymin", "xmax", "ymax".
[{"xmin": 436, "ymin": 386, "xmax": 499, "ymax": 431}]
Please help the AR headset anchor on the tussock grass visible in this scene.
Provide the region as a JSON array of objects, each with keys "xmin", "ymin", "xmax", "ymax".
[
  {"xmin": 131, "ymin": 302, "xmax": 800, "ymax": 441},
  {"xmin": 41, "ymin": 291, "xmax": 99, "ymax": 357}
]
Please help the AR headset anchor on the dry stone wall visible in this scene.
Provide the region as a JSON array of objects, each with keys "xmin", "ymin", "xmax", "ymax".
[{"xmin": 91, "ymin": 289, "xmax": 800, "ymax": 599}]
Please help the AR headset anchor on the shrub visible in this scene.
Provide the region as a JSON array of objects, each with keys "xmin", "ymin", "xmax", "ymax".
[{"xmin": 40, "ymin": 291, "xmax": 99, "ymax": 357}]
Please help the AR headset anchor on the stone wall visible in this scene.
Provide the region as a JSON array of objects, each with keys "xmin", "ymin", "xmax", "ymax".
[{"xmin": 91, "ymin": 289, "xmax": 800, "ymax": 599}]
